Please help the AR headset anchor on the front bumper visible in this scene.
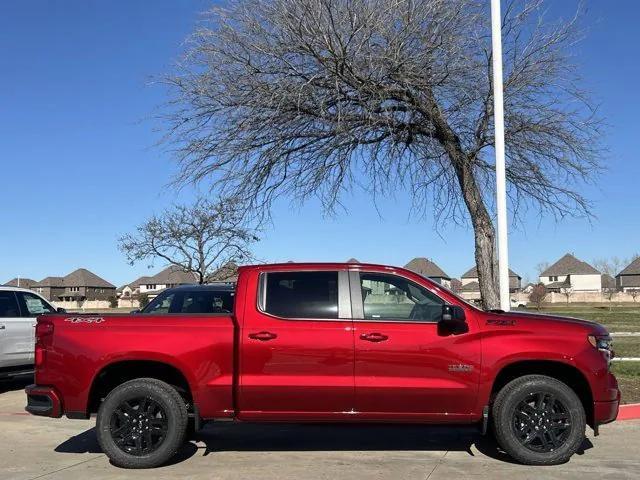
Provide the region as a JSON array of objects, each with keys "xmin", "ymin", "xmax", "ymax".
[
  {"xmin": 594, "ymin": 385, "xmax": 621, "ymax": 426},
  {"xmin": 25, "ymin": 384, "xmax": 63, "ymax": 418}
]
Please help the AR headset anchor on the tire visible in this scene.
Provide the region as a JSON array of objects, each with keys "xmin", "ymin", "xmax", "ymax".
[
  {"xmin": 96, "ymin": 378, "xmax": 188, "ymax": 469},
  {"xmin": 492, "ymin": 374, "xmax": 586, "ymax": 465}
]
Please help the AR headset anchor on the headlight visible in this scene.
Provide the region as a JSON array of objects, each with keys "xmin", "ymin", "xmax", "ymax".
[{"xmin": 588, "ymin": 334, "xmax": 614, "ymax": 367}]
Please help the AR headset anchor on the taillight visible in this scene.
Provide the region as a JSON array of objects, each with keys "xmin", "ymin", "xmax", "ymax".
[{"xmin": 35, "ymin": 321, "xmax": 54, "ymax": 368}]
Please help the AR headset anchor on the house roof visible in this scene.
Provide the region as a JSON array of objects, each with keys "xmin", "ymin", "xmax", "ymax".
[
  {"xmin": 602, "ymin": 274, "xmax": 616, "ymax": 290},
  {"xmin": 148, "ymin": 266, "xmax": 198, "ymax": 285},
  {"xmin": 209, "ymin": 262, "xmax": 238, "ymax": 282},
  {"xmin": 460, "ymin": 281, "xmax": 480, "ymax": 292},
  {"xmin": 618, "ymin": 257, "xmax": 640, "ymax": 277},
  {"xmin": 346, "ymin": 258, "xmax": 360, "ymax": 263},
  {"xmin": 461, "ymin": 266, "xmax": 520, "ymax": 279},
  {"xmin": 450, "ymin": 278, "xmax": 462, "ymax": 293},
  {"xmin": 63, "ymin": 268, "xmax": 115, "ymax": 288},
  {"xmin": 3, "ymin": 278, "xmax": 37, "ymax": 288},
  {"xmin": 541, "ymin": 253, "xmax": 600, "ymax": 276},
  {"xmin": 33, "ymin": 276, "xmax": 65, "ymax": 287},
  {"xmin": 129, "ymin": 275, "xmax": 152, "ymax": 288},
  {"xmin": 404, "ymin": 258, "xmax": 450, "ymax": 279}
]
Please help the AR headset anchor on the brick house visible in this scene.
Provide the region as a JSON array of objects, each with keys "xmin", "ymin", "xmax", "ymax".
[
  {"xmin": 32, "ymin": 269, "xmax": 115, "ymax": 302},
  {"xmin": 616, "ymin": 257, "xmax": 640, "ymax": 292}
]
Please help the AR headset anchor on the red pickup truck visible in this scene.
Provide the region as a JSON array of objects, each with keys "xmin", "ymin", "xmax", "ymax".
[{"xmin": 26, "ymin": 262, "xmax": 619, "ymax": 468}]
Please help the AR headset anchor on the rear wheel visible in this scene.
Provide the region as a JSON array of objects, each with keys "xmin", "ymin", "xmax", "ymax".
[
  {"xmin": 492, "ymin": 375, "xmax": 586, "ymax": 465},
  {"xmin": 96, "ymin": 378, "xmax": 188, "ymax": 468}
]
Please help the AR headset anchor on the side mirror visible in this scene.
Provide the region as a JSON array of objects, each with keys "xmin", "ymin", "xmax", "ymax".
[
  {"xmin": 56, "ymin": 307, "xmax": 67, "ymax": 313},
  {"xmin": 441, "ymin": 304, "xmax": 466, "ymax": 323}
]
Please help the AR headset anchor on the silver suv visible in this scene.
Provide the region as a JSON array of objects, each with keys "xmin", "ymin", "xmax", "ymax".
[{"xmin": 0, "ymin": 287, "xmax": 62, "ymax": 379}]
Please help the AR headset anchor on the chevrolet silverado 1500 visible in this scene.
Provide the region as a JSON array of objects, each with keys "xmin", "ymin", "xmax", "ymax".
[{"xmin": 25, "ymin": 262, "xmax": 619, "ymax": 468}]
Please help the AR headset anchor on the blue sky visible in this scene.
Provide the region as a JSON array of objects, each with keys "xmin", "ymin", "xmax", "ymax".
[{"xmin": 1, "ymin": 1, "xmax": 639, "ymax": 287}]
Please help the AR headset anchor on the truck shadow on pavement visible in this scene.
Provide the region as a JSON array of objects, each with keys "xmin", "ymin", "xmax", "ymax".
[{"xmin": 54, "ymin": 422, "xmax": 594, "ymax": 467}]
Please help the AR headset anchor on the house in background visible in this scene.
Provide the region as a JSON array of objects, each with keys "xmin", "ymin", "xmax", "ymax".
[
  {"xmin": 3, "ymin": 278, "xmax": 38, "ymax": 289},
  {"xmin": 616, "ymin": 257, "xmax": 640, "ymax": 292},
  {"xmin": 460, "ymin": 266, "xmax": 522, "ymax": 293},
  {"xmin": 121, "ymin": 265, "xmax": 199, "ymax": 300},
  {"xmin": 209, "ymin": 262, "xmax": 239, "ymax": 284},
  {"xmin": 31, "ymin": 269, "xmax": 115, "ymax": 303},
  {"xmin": 601, "ymin": 274, "xmax": 617, "ymax": 291},
  {"xmin": 404, "ymin": 257, "xmax": 451, "ymax": 288},
  {"xmin": 539, "ymin": 253, "xmax": 601, "ymax": 292},
  {"xmin": 31, "ymin": 276, "xmax": 65, "ymax": 301}
]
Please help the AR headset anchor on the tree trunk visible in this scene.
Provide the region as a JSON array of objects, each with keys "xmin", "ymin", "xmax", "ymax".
[
  {"xmin": 451, "ymin": 159, "xmax": 500, "ymax": 309},
  {"xmin": 427, "ymin": 94, "xmax": 501, "ymax": 310}
]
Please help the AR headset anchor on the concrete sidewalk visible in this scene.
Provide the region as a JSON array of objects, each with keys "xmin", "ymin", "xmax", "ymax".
[{"xmin": 1, "ymin": 378, "xmax": 639, "ymax": 480}]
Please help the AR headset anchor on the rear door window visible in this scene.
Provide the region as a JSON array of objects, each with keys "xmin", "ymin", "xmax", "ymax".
[{"xmin": 262, "ymin": 271, "xmax": 339, "ymax": 319}]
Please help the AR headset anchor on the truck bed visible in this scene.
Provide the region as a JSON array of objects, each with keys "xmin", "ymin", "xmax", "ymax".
[{"xmin": 33, "ymin": 313, "xmax": 236, "ymax": 419}]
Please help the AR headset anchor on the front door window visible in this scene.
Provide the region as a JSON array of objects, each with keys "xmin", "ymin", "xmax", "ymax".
[{"xmin": 359, "ymin": 272, "xmax": 444, "ymax": 322}]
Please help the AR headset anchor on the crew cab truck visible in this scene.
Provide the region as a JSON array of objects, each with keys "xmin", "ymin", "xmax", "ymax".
[{"xmin": 26, "ymin": 263, "xmax": 619, "ymax": 468}]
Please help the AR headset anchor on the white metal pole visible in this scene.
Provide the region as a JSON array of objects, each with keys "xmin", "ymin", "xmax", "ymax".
[{"xmin": 490, "ymin": 0, "xmax": 510, "ymax": 311}]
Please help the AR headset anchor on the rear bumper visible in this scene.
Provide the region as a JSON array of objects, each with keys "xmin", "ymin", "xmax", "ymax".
[{"xmin": 25, "ymin": 384, "xmax": 63, "ymax": 418}]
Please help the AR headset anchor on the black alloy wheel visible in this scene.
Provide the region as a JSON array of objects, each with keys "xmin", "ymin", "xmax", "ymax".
[
  {"xmin": 492, "ymin": 374, "xmax": 586, "ymax": 465},
  {"xmin": 512, "ymin": 391, "xmax": 571, "ymax": 452},
  {"xmin": 96, "ymin": 378, "xmax": 188, "ymax": 468},
  {"xmin": 110, "ymin": 396, "xmax": 169, "ymax": 455}
]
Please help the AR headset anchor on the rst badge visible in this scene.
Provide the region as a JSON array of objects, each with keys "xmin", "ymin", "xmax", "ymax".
[{"xmin": 64, "ymin": 317, "xmax": 105, "ymax": 324}]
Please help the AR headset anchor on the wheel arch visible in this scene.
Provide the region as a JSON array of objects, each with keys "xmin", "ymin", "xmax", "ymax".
[
  {"xmin": 87, "ymin": 359, "xmax": 193, "ymax": 415},
  {"xmin": 490, "ymin": 360, "xmax": 594, "ymax": 427}
]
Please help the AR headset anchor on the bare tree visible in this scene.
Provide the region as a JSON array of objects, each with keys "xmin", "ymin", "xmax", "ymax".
[
  {"xmin": 602, "ymin": 286, "xmax": 617, "ymax": 311},
  {"xmin": 529, "ymin": 283, "xmax": 548, "ymax": 311},
  {"xmin": 164, "ymin": 0, "xmax": 604, "ymax": 309},
  {"xmin": 119, "ymin": 197, "xmax": 259, "ymax": 284},
  {"xmin": 593, "ymin": 257, "xmax": 624, "ymax": 279},
  {"xmin": 559, "ymin": 286, "xmax": 573, "ymax": 306},
  {"xmin": 536, "ymin": 262, "xmax": 550, "ymax": 277}
]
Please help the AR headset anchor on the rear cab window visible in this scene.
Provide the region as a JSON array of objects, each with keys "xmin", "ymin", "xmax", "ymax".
[
  {"xmin": 0, "ymin": 291, "xmax": 20, "ymax": 317},
  {"xmin": 141, "ymin": 289, "xmax": 235, "ymax": 314},
  {"xmin": 261, "ymin": 271, "xmax": 339, "ymax": 319}
]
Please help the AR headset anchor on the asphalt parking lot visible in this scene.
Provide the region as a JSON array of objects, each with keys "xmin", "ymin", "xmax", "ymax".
[{"xmin": 1, "ymin": 378, "xmax": 639, "ymax": 480}]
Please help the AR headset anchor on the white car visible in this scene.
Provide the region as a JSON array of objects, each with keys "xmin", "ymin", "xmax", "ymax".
[{"xmin": 0, "ymin": 287, "xmax": 62, "ymax": 379}]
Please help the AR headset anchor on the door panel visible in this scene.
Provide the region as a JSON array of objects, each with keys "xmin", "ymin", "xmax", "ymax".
[
  {"xmin": 352, "ymin": 272, "xmax": 480, "ymax": 418},
  {"xmin": 0, "ymin": 291, "xmax": 32, "ymax": 368},
  {"xmin": 239, "ymin": 270, "xmax": 354, "ymax": 419}
]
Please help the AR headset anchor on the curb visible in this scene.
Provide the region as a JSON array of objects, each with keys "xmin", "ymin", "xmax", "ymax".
[{"xmin": 618, "ymin": 403, "xmax": 640, "ymax": 421}]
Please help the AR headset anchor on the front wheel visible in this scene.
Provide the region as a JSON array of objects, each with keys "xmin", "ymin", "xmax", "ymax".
[
  {"xmin": 492, "ymin": 374, "xmax": 586, "ymax": 465},
  {"xmin": 96, "ymin": 378, "xmax": 188, "ymax": 468}
]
